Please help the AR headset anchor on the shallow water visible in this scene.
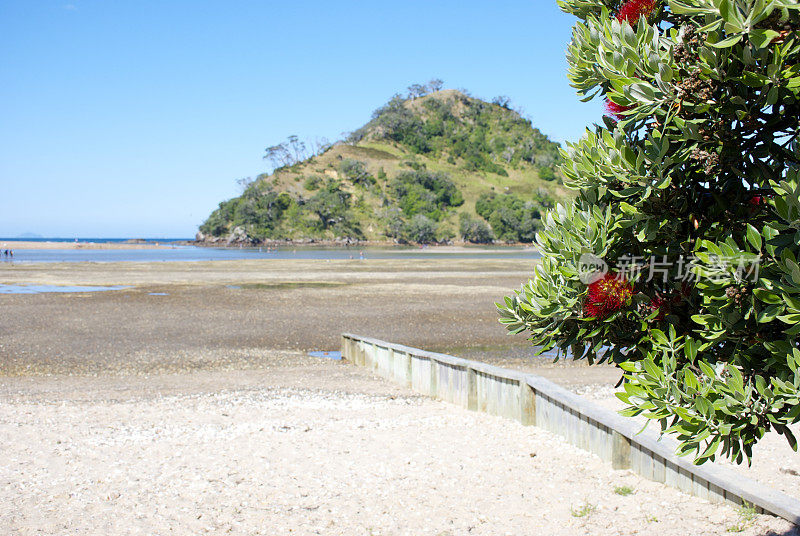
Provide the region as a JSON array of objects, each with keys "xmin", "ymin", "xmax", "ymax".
[
  {"xmin": 308, "ymin": 351, "xmax": 343, "ymax": 360},
  {"xmin": 0, "ymin": 284, "xmax": 131, "ymax": 294},
  {"xmin": 0, "ymin": 245, "xmax": 540, "ymax": 263}
]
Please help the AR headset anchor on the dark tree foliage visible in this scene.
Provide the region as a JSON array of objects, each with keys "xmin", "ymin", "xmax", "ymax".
[
  {"xmin": 338, "ymin": 159, "xmax": 376, "ymax": 186},
  {"xmin": 460, "ymin": 213, "xmax": 495, "ymax": 243},
  {"xmin": 475, "ymin": 192, "xmax": 551, "ymax": 242},
  {"xmin": 307, "ymin": 180, "xmax": 357, "ymax": 233},
  {"xmin": 199, "ymin": 183, "xmax": 293, "ymax": 240},
  {"xmin": 403, "ymin": 214, "xmax": 438, "ymax": 243},
  {"xmin": 390, "ymin": 170, "xmax": 464, "ymax": 221},
  {"xmin": 492, "ymin": 95, "xmax": 513, "ymax": 109}
]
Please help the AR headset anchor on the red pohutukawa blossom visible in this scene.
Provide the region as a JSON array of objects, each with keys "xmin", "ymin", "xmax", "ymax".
[
  {"xmin": 604, "ymin": 98, "xmax": 633, "ymax": 120},
  {"xmin": 616, "ymin": 0, "xmax": 659, "ymax": 23},
  {"xmin": 583, "ymin": 272, "xmax": 634, "ymax": 319}
]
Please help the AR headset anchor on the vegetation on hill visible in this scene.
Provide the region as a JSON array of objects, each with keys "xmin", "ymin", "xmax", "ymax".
[{"xmin": 199, "ymin": 85, "xmax": 569, "ymax": 244}]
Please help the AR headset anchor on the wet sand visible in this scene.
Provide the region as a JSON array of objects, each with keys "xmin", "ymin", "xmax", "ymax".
[{"xmin": 0, "ymin": 259, "xmax": 553, "ymax": 375}]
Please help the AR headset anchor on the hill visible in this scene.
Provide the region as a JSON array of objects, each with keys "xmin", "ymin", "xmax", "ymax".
[{"xmin": 198, "ymin": 88, "xmax": 568, "ymax": 245}]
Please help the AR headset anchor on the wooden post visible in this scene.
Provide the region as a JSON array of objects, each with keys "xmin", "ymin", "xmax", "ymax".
[
  {"xmin": 467, "ymin": 367, "xmax": 478, "ymax": 411},
  {"xmin": 612, "ymin": 431, "xmax": 631, "ymax": 470},
  {"xmin": 519, "ymin": 381, "xmax": 536, "ymax": 425},
  {"xmin": 429, "ymin": 359, "xmax": 439, "ymax": 399}
]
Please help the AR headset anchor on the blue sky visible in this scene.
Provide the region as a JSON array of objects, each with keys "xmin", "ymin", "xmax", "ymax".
[{"xmin": 0, "ymin": 1, "xmax": 602, "ymax": 238}]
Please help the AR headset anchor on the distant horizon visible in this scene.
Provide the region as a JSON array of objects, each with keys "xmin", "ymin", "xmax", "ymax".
[{"xmin": 1, "ymin": 1, "xmax": 602, "ymax": 237}]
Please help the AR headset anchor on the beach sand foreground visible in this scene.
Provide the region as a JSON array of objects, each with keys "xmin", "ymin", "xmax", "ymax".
[{"xmin": 2, "ymin": 356, "xmax": 797, "ymax": 536}]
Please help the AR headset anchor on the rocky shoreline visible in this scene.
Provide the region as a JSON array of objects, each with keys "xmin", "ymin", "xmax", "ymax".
[{"xmin": 192, "ymin": 229, "xmax": 536, "ymax": 249}]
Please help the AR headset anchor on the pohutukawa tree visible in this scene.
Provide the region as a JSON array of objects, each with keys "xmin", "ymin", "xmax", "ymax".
[{"xmin": 499, "ymin": 0, "xmax": 800, "ymax": 464}]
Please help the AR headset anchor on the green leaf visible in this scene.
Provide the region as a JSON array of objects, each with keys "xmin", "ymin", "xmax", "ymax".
[
  {"xmin": 753, "ymin": 288, "xmax": 782, "ymax": 305},
  {"xmin": 684, "ymin": 338, "xmax": 698, "ymax": 361},
  {"xmin": 749, "ymin": 29, "xmax": 780, "ymax": 49},
  {"xmin": 650, "ymin": 329, "xmax": 668, "ymax": 345},
  {"xmin": 757, "ymin": 304, "xmax": 784, "ymax": 323},
  {"xmin": 710, "ymin": 34, "xmax": 743, "ymax": 48},
  {"xmin": 746, "ymin": 223, "xmax": 762, "ymax": 251}
]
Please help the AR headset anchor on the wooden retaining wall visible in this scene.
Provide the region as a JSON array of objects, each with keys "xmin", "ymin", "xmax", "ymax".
[{"xmin": 341, "ymin": 333, "xmax": 800, "ymax": 525}]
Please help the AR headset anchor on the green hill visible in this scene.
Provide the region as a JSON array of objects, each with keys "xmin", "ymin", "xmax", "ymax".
[{"xmin": 198, "ymin": 89, "xmax": 568, "ymax": 244}]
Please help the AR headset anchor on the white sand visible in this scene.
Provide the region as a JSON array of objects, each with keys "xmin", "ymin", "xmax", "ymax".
[{"xmin": 1, "ymin": 360, "xmax": 796, "ymax": 536}]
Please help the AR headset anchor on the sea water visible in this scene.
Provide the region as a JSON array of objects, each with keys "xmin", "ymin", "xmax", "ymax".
[
  {"xmin": 0, "ymin": 241, "xmax": 540, "ymax": 263},
  {"xmin": 0, "ymin": 284, "xmax": 131, "ymax": 294}
]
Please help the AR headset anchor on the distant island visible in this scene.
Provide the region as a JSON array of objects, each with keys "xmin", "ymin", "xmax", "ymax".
[
  {"xmin": 16, "ymin": 232, "xmax": 43, "ymax": 239},
  {"xmin": 198, "ymin": 85, "xmax": 569, "ymax": 246}
]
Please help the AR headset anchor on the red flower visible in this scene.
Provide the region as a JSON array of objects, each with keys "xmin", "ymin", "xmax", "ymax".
[
  {"xmin": 748, "ymin": 195, "xmax": 763, "ymax": 207},
  {"xmin": 584, "ymin": 272, "xmax": 634, "ymax": 319},
  {"xmin": 604, "ymin": 98, "xmax": 633, "ymax": 120},
  {"xmin": 616, "ymin": 0, "xmax": 659, "ymax": 23}
]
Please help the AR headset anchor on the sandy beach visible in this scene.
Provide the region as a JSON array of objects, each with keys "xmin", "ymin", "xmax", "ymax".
[
  {"xmin": 0, "ymin": 240, "xmax": 171, "ymax": 250},
  {"xmin": 1, "ymin": 258, "xmax": 798, "ymax": 535}
]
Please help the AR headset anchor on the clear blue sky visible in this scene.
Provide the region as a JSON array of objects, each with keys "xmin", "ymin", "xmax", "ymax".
[{"xmin": 0, "ymin": 0, "xmax": 602, "ymax": 238}]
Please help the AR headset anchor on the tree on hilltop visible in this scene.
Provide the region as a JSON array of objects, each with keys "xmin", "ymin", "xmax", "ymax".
[{"xmin": 427, "ymin": 78, "xmax": 445, "ymax": 92}]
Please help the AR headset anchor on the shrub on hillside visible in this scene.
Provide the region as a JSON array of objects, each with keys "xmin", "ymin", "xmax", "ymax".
[
  {"xmin": 390, "ymin": 170, "xmax": 464, "ymax": 221},
  {"xmin": 459, "ymin": 213, "xmax": 495, "ymax": 244},
  {"xmin": 307, "ymin": 180, "xmax": 353, "ymax": 231},
  {"xmin": 303, "ymin": 175, "xmax": 323, "ymax": 190},
  {"xmin": 338, "ymin": 159, "xmax": 375, "ymax": 186},
  {"xmin": 475, "ymin": 192, "xmax": 546, "ymax": 242},
  {"xmin": 403, "ymin": 214, "xmax": 438, "ymax": 244}
]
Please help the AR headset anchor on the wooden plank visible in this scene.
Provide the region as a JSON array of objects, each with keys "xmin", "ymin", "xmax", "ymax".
[
  {"xmin": 519, "ymin": 380, "xmax": 535, "ymax": 425},
  {"xmin": 652, "ymin": 454, "xmax": 666, "ymax": 484},
  {"xmin": 639, "ymin": 446, "xmax": 654, "ymax": 480},
  {"xmin": 692, "ymin": 473, "xmax": 711, "ymax": 502},
  {"xmin": 709, "ymin": 483, "xmax": 727, "ymax": 505},
  {"xmin": 466, "ymin": 368, "xmax": 477, "ymax": 412},
  {"xmin": 677, "ymin": 466, "xmax": 694, "ymax": 494},
  {"xmin": 612, "ymin": 431, "xmax": 631, "ymax": 470}
]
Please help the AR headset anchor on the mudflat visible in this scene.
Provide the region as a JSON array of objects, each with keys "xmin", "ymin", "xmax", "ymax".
[{"xmin": 0, "ymin": 258, "xmax": 548, "ymax": 375}]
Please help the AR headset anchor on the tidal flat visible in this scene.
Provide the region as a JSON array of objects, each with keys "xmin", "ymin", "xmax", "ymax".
[{"xmin": 0, "ymin": 258, "xmax": 557, "ymax": 376}]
